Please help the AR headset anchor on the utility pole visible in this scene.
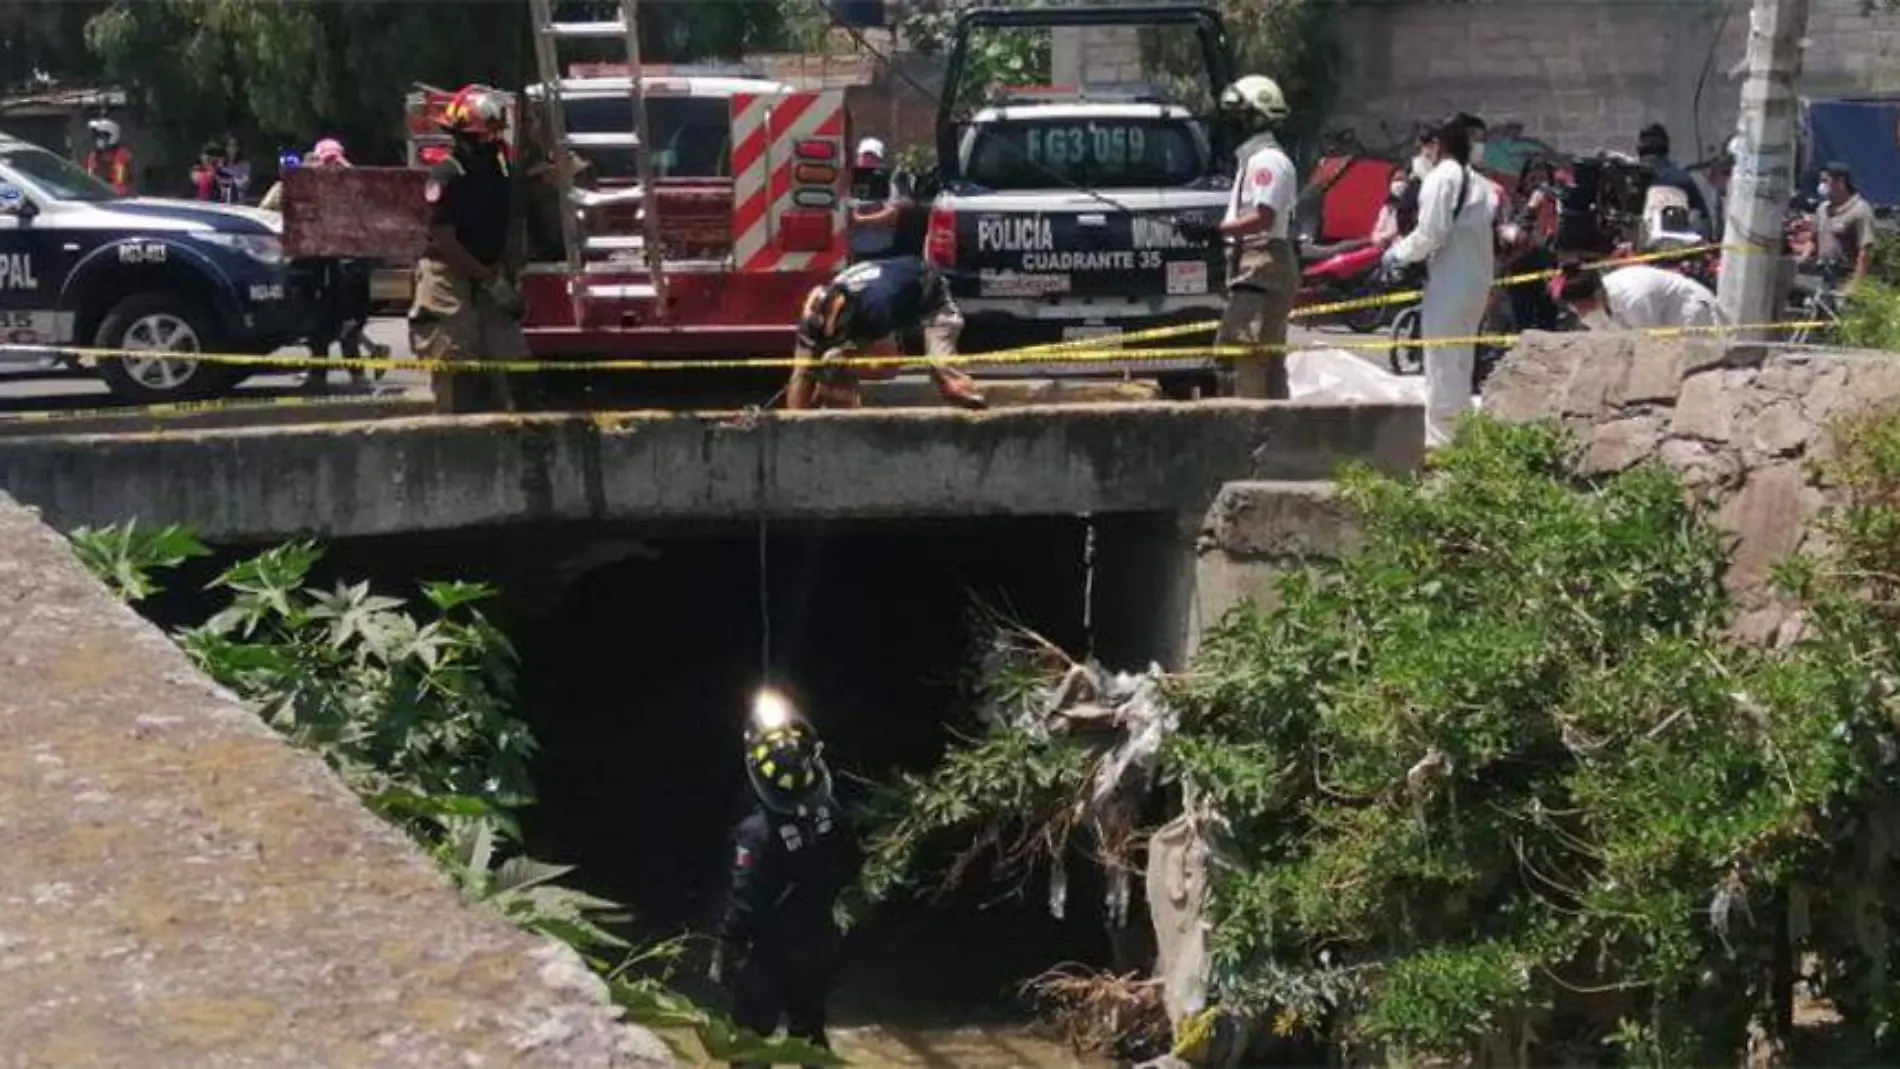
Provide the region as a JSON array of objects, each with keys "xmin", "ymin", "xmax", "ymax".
[{"xmin": 1717, "ymin": 0, "xmax": 1810, "ymax": 332}]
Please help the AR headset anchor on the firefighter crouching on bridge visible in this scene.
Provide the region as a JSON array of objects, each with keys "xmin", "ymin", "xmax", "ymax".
[
  {"xmin": 410, "ymin": 84, "xmax": 528, "ymax": 414},
  {"xmin": 1174, "ymin": 75, "xmax": 1298, "ymax": 400},
  {"xmin": 784, "ymin": 256, "xmax": 987, "ymax": 411}
]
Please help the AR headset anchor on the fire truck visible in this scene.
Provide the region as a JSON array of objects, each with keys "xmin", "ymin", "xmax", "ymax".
[{"xmin": 286, "ymin": 0, "xmax": 852, "ymax": 401}]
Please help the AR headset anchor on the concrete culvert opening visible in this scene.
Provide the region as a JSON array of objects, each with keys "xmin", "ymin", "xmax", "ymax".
[
  {"xmin": 508, "ymin": 518, "xmax": 1131, "ymax": 1058},
  {"xmin": 143, "ymin": 517, "xmax": 1164, "ymax": 1062}
]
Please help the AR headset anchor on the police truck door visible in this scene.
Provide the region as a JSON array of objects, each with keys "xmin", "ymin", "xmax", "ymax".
[{"xmin": 0, "ymin": 183, "xmax": 60, "ymax": 355}]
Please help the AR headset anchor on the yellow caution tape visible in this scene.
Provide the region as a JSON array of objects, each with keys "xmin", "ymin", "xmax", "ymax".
[
  {"xmin": 0, "ymin": 392, "xmax": 422, "ymax": 427},
  {"xmin": 0, "ymin": 319, "xmax": 1828, "ymax": 430},
  {"xmin": 0, "ymin": 242, "xmax": 1799, "ymax": 378}
]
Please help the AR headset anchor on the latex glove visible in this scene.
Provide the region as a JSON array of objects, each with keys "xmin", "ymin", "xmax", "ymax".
[
  {"xmin": 1380, "ymin": 245, "xmax": 1403, "ymax": 270},
  {"xmin": 1171, "ymin": 216, "xmax": 1218, "ymax": 245}
]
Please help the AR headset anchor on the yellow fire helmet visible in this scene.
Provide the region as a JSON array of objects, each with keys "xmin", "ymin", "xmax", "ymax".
[{"xmin": 744, "ymin": 688, "xmax": 833, "ymax": 815}]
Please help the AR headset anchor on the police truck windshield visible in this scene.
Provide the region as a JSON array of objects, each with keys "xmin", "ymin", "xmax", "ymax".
[
  {"xmin": 964, "ymin": 118, "xmax": 1205, "ymax": 190},
  {"xmin": 0, "ymin": 146, "xmax": 117, "ymax": 202}
]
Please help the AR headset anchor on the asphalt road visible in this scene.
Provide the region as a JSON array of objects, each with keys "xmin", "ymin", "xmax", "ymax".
[{"xmin": 0, "ymin": 317, "xmax": 1381, "ymax": 415}]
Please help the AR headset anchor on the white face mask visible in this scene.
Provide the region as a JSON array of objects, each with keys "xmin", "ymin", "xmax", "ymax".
[
  {"xmin": 1471, "ymin": 140, "xmax": 1487, "ymax": 164},
  {"xmin": 1818, "ymin": 180, "xmax": 1833, "ymax": 199},
  {"xmin": 1411, "ymin": 154, "xmax": 1433, "ymax": 180},
  {"xmin": 1389, "ymin": 179, "xmax": 1408, "ymax": 198}
]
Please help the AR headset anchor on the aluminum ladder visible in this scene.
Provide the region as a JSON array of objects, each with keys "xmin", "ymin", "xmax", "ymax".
[{"xmin": 526, "ymin": 0, "xmax": 668, "ymax": 308}]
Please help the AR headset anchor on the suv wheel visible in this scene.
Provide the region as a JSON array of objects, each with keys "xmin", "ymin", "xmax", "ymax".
[{"xmin": 95, "ymin": 292, "xmax": 234, "ymax": 403}]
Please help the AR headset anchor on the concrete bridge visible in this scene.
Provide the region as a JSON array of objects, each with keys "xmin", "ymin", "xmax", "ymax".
[
  {"xmin": 0, "ymin": 399, "xmax": 1412, "ymax": 1065},
  {"xmin": 0, "ymin": 402, "xmax": 1418, "ymax": 543}
]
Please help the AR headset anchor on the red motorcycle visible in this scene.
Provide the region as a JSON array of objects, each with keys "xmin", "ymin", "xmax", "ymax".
[{"xmin": 1297, "ymin": 239, "xmax": 1399, "ymax": 333}]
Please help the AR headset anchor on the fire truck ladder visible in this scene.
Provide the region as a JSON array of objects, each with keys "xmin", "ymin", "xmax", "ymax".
[{"xmin": 527, "ymin": 0, "xmax": 668, "ymax": 308}]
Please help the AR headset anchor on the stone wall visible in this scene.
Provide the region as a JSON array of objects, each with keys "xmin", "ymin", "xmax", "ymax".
[
  {"xmin": 0, "ymin": 491, "xmax": 671, "ymax": 1066},
  {"xmin": 1483, "ymin": 332, "xmax": 1900, "ymax": 642},
  {"xmin": 1329, "ymin": 0, "xmax": 1900, "ymax": 159}
]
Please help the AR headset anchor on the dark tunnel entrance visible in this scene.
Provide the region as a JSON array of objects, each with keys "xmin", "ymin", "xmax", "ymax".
[
  {"xmin": 141, "ymin": 514, "xmax": 1173, "ymax": 1052},
  {"xmin": 513, "ymin": 517, "xmax": 1117, "ymax": 1033}
]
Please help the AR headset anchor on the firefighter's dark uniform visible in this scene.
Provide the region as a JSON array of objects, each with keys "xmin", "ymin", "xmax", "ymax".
[
  {"xmin": 715, "ymin": 795, "xmax": 855, "ymax": 1068},
  {"xmin": 410, "ymin": 137, "xmax": 526, "ymax": 413},
  {"xmin": 786, "ymin": 256, "xmax": 982, "ymax": 410}
]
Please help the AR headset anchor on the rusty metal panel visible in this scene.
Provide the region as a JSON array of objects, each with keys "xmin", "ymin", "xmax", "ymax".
[{"xmin": 282, "ymin": 167, "xmax": 430, "ymax": 260}]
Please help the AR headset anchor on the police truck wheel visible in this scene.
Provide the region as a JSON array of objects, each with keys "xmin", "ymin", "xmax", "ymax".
[{"xmin": 95, "ymin": 292, "xmax": 232, "ymax": 403}]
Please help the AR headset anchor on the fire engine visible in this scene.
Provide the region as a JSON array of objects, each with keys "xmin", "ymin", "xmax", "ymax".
[{"xmin": 284, "ymin": 0, "xmax": 853, "ymax": 401}]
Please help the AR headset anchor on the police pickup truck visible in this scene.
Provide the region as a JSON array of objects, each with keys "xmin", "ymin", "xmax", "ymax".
[
  {"xmin": 923, "ymin": 88, "xmax": 1230, "ymax": 395},
  {"xmin": 0, "ymin": 133, "xmax": 303, "ymax": 402}
]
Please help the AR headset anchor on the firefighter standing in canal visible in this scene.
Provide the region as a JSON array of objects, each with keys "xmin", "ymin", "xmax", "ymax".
[
  {"xmin": 410, "ymin": 84, "xmax": 529, "ymax": 414},
  {"xmin": 713, "ymin": 689, "xmax": 858, "ymax": 1068}
]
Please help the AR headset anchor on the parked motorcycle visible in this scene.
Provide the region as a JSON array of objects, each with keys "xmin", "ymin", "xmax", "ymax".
[{"xmin": 1298, "ymin": 238, "xmax": 1404, "ymax": 333}]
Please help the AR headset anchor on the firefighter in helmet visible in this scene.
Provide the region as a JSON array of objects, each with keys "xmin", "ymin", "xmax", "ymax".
[
  {"xmin": 410, "ymin": 83, "xmax": 528, "ymax": 414},
  {"xmin": 712, "ymin": 688, "xmax": 857, "ymax": 1067},
  {"xmin": 785, "ymin": 255, "xmax": 986, "ymax": 410},
  {"xmin": 84, "ymin": 118, "xmax": 134, "ymax": 196}
]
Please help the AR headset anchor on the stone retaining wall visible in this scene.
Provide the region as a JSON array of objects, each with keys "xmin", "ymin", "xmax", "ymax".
[
  {"xmin": 0, "ymin": 491, "xmax": 672, "ymax": 1067},
  {"xmin": 1484, "ymin": 333, "xmax": 1900, "ymax": 642}
]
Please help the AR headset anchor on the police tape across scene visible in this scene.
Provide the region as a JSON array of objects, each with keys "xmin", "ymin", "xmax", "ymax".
[
  {"xmin": 0, "ymin": 242, "xmax": 1766, "ymax": 378},
  {"xmin": 0, "ymin": 319, "xmax": 1831, "ymax": 407}
]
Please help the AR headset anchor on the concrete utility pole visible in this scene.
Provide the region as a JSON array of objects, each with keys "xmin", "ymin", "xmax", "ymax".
[{"xmin": 1717, "ymin": 0, "xmax": 1810, "ymax": 331}]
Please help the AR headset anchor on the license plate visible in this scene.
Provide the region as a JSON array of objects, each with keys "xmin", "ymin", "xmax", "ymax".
[
  {"xmin": 1166, "ymin": 261, "xmax": 1209, "ymax": 296},
  {"xmin": 1062, "ymin": 325, "xmax": 1122, "ymax": 345}
]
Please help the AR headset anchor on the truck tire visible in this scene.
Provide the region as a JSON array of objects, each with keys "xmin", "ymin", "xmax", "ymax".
[{"xmin": 95, "ymin": 291, "xmax": 237, "ymax": 403}]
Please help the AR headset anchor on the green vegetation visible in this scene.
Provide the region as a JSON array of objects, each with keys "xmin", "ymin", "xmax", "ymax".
[
  {"xmin": 8, "ymin": 0, "xmax": 797, "ymax": 165},
  {"xmin": 68, "ymin": 526, "xmax": 839, "ymax": 1066},
  {"xmin": 861, "ymin": 412, "xmax": 1900, "ymax": 1065}
]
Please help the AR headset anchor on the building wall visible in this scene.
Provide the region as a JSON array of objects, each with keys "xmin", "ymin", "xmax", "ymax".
[
  {"xmin": 1328, "ymin": 0, "xmax": 1900, "ymax": 159},
  {"xmin": 1059, "ymin": 0, "xmax": 1900, "ymax": 160}
]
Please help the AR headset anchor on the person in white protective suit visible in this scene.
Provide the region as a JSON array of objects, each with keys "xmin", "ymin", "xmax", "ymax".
[
  {"xmin": 1379, "ymin": 115, "xmax": 1497, "ymax": 448},
  {"xmin": 1551, "ymin": 264, "xmax": 1725, "ymax": 332}
]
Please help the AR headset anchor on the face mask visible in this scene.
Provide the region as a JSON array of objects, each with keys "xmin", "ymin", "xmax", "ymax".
[
  {"xmin": 1389, "ymin": 180, "xmax": 1408, "ymax": 198},
  {"xmin": 1471, "ymin": 140, "xmax": 1487, "ymax": 163},
  {"xmin": 1412, "ymin": 154, "xmax": 1433, "ymax": 180},
  {"xmin": 1818, "ymin": 181, "xmax": 1832, "ymax": 198}
]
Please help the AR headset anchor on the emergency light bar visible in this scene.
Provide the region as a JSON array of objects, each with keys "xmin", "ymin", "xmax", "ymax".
[
  {"xmin": 565, "ymin": 62, "xmax": 769, "ymax": 80},
  {"xmin": 991, "ymin": 82, "xmax": 1174, "ymax": 106}
]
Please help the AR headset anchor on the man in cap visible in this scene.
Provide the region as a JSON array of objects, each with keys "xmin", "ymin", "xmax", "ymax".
[{"xmin": 847, "ymin": 136, "xmax": 913, "ymax": 263}]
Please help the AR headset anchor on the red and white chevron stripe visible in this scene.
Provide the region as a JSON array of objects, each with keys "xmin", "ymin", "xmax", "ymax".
[{"xmin": 729, "ymin": 90, "xmax": 847, "ymax": 274}]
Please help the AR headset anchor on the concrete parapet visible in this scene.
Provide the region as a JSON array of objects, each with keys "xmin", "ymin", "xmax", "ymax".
[
  {"xmin": 0, "ymin": 490, "xmax": 672, "ymax": 1067},
  {"xmin": 0, "ymin": 402, "xmax": 1423, "ymax": 543},
  {"xmin": 1189, "ymin": 480, "xmax": 1362, "ymax": 657}
]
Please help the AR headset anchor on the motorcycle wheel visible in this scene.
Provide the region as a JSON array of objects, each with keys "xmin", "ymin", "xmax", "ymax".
[
  {"xmin": 1388, "ymin": 307, "xmax": 1424, "ymax": 376},
  {"xmin": 1341, "ymin": 293, "xmax": 1392, "ymax": 334}
]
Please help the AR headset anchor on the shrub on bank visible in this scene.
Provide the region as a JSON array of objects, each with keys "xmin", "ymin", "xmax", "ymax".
[{"xmin": 861, "ymin": 412, "xmax": 1900, "ymax": 1067}]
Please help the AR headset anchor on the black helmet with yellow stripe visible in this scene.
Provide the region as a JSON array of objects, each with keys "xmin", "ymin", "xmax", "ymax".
[{"xmin": 744, "ymin": 690, "xmax": 833, "ymax": 815}]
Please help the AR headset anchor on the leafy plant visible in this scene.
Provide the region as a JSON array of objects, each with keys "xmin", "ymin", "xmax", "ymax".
[
  {"xmin": 858, "ymin": 413, "xmax": 1900, "ymax": 1065},
  {"xmin": 70, "ymin": 527, "xmax": 849, "ymax": 1066},
  {"xmin": 68, "ymin": 520, "xmax": 209, "ymax": 601}
]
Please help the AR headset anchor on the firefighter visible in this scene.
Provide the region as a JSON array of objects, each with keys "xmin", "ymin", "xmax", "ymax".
[
  {"xmin": 83, "ymin": 119, "xmax": 134, "ymax": 196},
  {"xmin": 410, "ymin": 84, "xmax": 528, "ymax": 414},
  {"xmin": 713, "ymin": 689, "xmax": 857, "ymax": 1068},
  {"xmin": 1174, "ymin": 75, "xmax": 1298, "ymax": 399},
  {"xmin": 784, "ymin": 255, "xmax": 987, "ymax": 411}
]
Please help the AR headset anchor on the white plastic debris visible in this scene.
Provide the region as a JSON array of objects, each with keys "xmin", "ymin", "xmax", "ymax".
[{"xmin": 1288, "ymin": 347, "xmax": 1429, "ymax": 405}]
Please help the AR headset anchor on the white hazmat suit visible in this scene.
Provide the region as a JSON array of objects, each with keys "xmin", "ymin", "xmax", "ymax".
[
  {"xmin": 1597, "ymin": 265, "xmax": 1723, "ymax": 331},
  {"xmin": 1388, "ymin": 159, "xmax": 1497, "ymax": 447}
]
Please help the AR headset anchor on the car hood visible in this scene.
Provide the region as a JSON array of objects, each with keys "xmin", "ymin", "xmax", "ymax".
[{"xmin": 100, "ymin": 198, "xmax": 281, "ymax": 235}]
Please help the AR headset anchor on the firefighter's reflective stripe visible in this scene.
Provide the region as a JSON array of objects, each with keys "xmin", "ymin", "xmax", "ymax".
[{"xmin": 729, "ymin": 90, "xmax": 847, "ymax": 274}]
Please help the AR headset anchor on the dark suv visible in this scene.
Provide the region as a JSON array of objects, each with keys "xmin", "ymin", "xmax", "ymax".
[{"xmin": 0, "ymin": 134, "xmax": 305, "ymax": 401}]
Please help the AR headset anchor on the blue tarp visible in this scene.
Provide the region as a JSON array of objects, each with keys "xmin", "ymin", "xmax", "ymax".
[{"xmin": 1803, "ymin": 97, "xmax": 1900, "ymax": 207}]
